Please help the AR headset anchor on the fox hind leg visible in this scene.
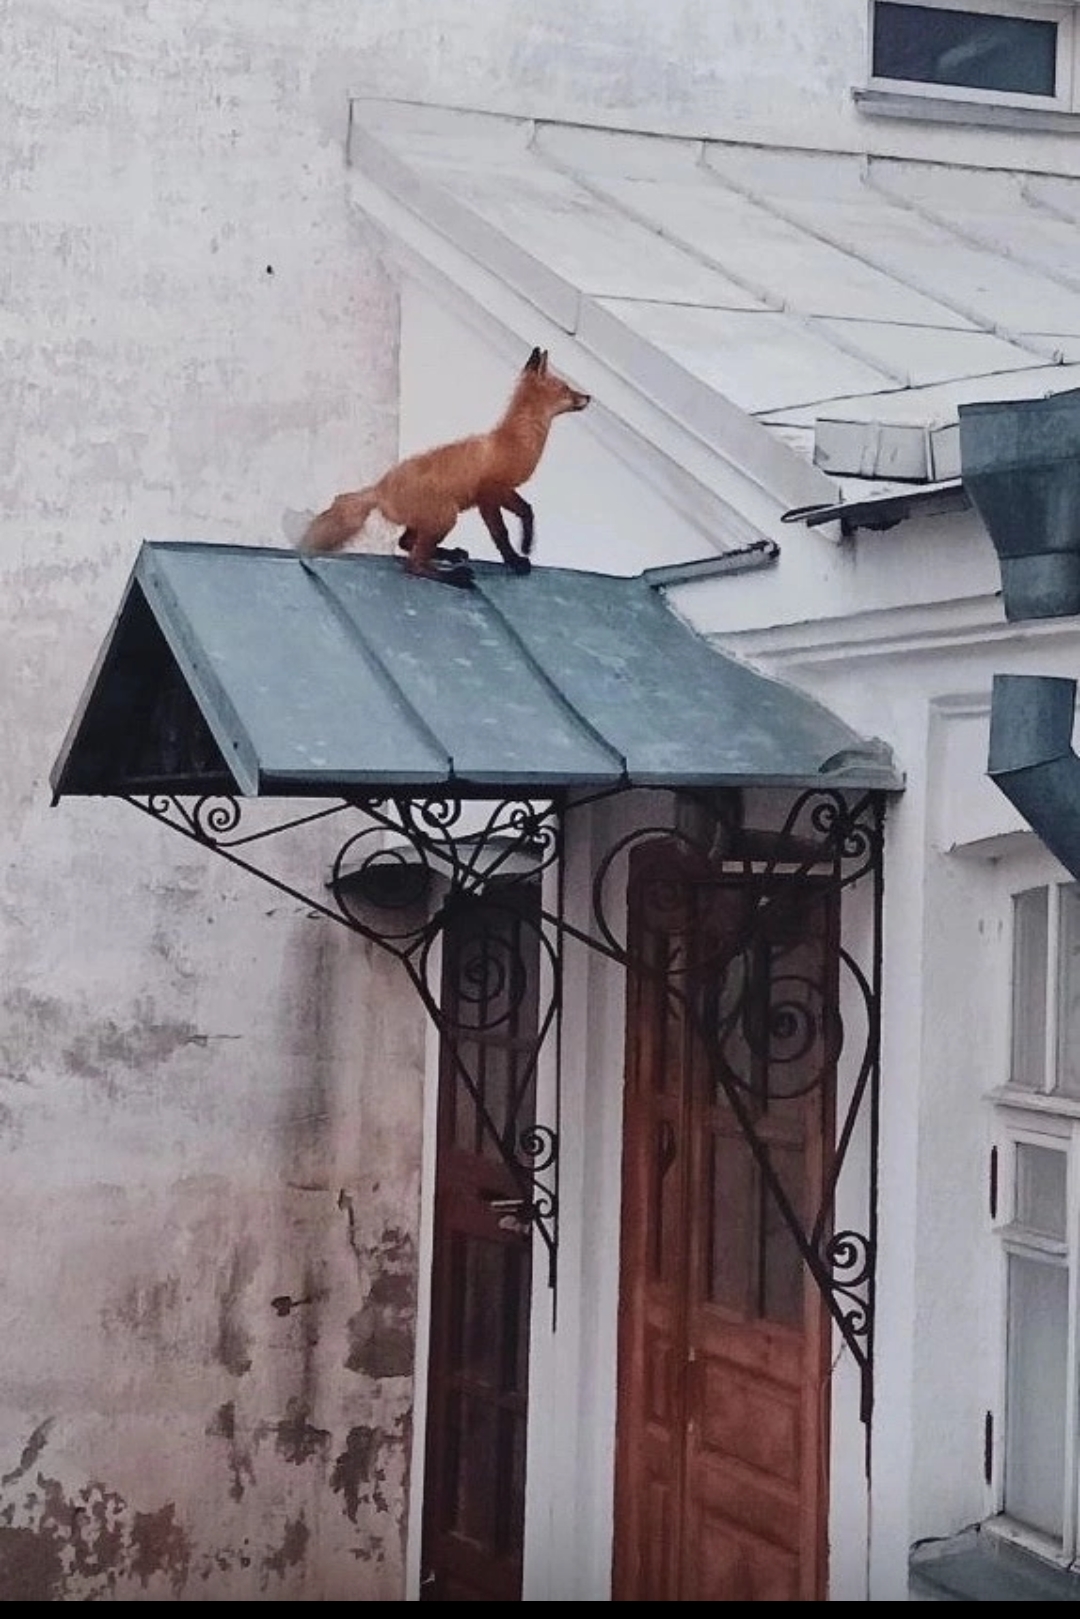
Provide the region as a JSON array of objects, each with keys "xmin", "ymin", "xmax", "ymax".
[
  {"xmin": 405, "ymin": 524, "xmax": 474, "ymax": 589},
  {"xmin": 397, "ymin": 528, "xmax": 469, "ymax": 565}
]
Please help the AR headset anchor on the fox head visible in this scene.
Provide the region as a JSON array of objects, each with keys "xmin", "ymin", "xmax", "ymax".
[{"xmin": 522, "ymin": 346, "xmax": 590, "ymax": 416}]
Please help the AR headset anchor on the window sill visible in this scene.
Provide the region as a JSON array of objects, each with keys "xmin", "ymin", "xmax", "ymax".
[
  {"xmin": 989, "ymin": 1085, "xmax": 1080, "ymax": 1121},
  {"xmin": 910, "ymin": 1525, "xmax": 1080, "ymax": 1602},
  {"xmin": 853, "ymin": 85, "xmax": 1080, "ymax": 134}
]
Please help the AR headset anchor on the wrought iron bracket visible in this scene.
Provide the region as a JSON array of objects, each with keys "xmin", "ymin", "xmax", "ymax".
[{"xmin": 126, "ymin": 785, "xmax": 885, "ymax": 1434}]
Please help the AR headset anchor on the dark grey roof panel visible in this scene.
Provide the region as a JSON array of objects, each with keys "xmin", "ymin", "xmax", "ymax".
[
  {"xmin": 140, "ymin": 544, "xmax": 451, "ymax": 791},
  {"xmin": 306, "ymin": 555, "xmax": 625, "ymax": 786},
  {"xmin": 51, "ymin": 542, "xmax": 904, "ymax": 800},
  {"xmin": 477, "ymin": 566, "xmax": 898, "ymax": 787}
]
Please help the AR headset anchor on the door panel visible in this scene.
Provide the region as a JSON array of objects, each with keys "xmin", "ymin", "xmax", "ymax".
[
  {"xmin": 614, "ymin": 848, "xmax": 835, "ymax": 1602},
  {"xmin": 421, "ymin": 892, "xmax": 540, "ymax": 1602}
]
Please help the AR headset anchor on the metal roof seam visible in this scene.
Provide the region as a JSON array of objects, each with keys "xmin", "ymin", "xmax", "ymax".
[
  {"xmin": 693, "ymin": 151, "xmax": 1007, "ymax": 345},
  {"xmin": 297, "ymin": 557, "xmax": 456, "ymax": 777},
  {"xmin": 473, "ymin": 577, "xmax": 629, "ymax": 780},
  {"xmin": 1020, "ymin": 178, "xmax": 1080, "ymax": 230},
  {"xmin": 533, "ymin": 137, "xmax": 916, "ymax": 392},
  {"xmin": 530, "ymin": 141, "xmax": 786, "ymax": 314},
  {"xmin": 864, "ymin": 167, "xmax": 1080, "ymax": 352}
]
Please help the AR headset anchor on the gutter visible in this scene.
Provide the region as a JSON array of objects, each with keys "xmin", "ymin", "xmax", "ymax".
[{"xmin": 782, "ymin": 481, "xmax": 970, "ymax": 538}]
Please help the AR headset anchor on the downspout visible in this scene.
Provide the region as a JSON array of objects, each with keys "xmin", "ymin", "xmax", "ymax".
[
  {"xmin": 987, "ymin": 675, "xmax": 1080, "ymax": 878},
  {"xmin": 959, "ymin": 389, "xmax": 1080, "ymax": 881}
]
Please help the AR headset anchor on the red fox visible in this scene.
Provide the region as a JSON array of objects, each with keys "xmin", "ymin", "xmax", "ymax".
[{"xmin": 299, "ymin": 346, "xmax": 590, "ymax": 586}]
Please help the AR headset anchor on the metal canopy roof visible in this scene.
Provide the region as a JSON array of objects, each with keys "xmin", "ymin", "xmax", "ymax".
[{"xmin": 50, "ymin": 542, "xmax": 902, "ymax": 801}]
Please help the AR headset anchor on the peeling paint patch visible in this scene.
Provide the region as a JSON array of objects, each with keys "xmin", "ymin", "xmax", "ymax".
[
  {"xmin": 0, "ymin": 1524, "xmax": 64, "ymax": 1601},
  {"xmin": 39, "ymin": 1476, "xmax": 128, "ymax": 1582},
  {"xmin": 263, "ymin": 1512, "xmax": 309, "ymax": 1580},
  {"xmin": 0, "ymin": 1473, "xmax": 198, "ymax": 1599},
  {"xmin": 1, "ymin": 1418, "xmax": 54, "ymax": 1486},
  {"xmin": 375, "ymin": 1225, "xmax": 414, "ymax": 1269},
  {"xmin": 130, "ymin": 1502, "xmax": 190, "ymax": 1592},
  {"xmin": 345, "ymin": 1284, "xmax": 414, "ymax": 1378},
  {"xmin": 330, "ymin": 1423, "xmax": 402, "ymax": 1522},
  {"xmin": 344, "ymin": 1226, "xmax": 416, "ymax": 1378},
  {"xmin": 273, "ymin": 1396, "xmax": 331, "ymax": 1467}
]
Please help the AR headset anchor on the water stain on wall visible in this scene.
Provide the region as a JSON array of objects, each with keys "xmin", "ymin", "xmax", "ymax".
[
  {"xmin": 271, "ymin": 1396, "xmax": 331, "ymax": 1467},
  {"xmin": 263, "ymin": 1512, "xmax": 309, "ymax": 1580},
  {"xmin": 215, "ymin": 1239, "xmax": 258, "ymax": 1376},
  {"xmin": 207, "ymin": 1401, "xmax": 256, "ymax": 1502}
]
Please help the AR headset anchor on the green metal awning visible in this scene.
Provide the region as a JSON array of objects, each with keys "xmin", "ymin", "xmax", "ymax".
[{"xmin": 50, "ymin": 542, "xmax": 902, "ymax": 800}]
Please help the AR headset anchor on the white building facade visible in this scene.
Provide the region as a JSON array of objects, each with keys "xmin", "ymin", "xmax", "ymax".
[{"xmin": 8, "ymin": 0, "xmax": 1080, "ymax": 1601}]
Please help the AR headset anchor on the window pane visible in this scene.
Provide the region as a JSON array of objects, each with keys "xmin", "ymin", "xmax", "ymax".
[
  {"xmin": 1057, "ymin": 885, "xmax": 1080, "ymax": 1097},
  {"xmin": 1015, "ymin": 1142, "xmax": 1067, "ymax": 1240},
  {"xmin": 1012, "ymin": 887, "xmax": 1048, "ymax": 1091},
  {"xmin": 1004, "ymin": 1253, "xmax": 1067, "ymax": 1540},
  {"xmin": 873, "ymin": 3, "xmax": 1058, "ymax": 96}
]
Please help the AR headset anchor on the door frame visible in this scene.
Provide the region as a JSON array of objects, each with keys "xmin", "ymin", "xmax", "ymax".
[{"xmin": 402, "ymin": 789, "xmax": 885, "ymax": 1600}]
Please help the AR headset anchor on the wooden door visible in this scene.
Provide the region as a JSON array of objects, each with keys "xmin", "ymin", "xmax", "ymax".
[
  {"xmin": 420, "ymin": 891, "xmax": 539, "ymax": 1602},
  {"xmin": 613, "ymin": 848, "xmax": 836, "ymax": 1602}
]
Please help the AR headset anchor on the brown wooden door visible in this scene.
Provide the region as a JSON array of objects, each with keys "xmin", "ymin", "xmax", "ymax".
[
  {"xmin": 420, "ymin": 891, "xmax": 539, "ymax": 1602},
  {"xmin": 613, "ymin": 848, "xmax": 835, "ymax": 1602}
]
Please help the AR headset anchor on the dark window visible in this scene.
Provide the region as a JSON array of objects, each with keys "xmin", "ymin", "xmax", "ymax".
[{"xmin": 873, "ymin": 3, "xmax": 1058, "ymax": 96}]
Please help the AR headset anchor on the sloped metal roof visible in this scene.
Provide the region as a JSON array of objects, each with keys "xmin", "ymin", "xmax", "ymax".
[
  {"xmin": 50, "ymin": 543, "xmax": 901, "ymax": 800},
  {"xmin": 347, "ymin": 100, "xmax": 1080, "ymax": 505}
]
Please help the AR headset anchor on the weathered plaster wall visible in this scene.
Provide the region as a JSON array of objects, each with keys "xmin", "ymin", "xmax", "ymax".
[{"xmin": 2, "ymin": 0, "xmax": 426, "ymax": 1599}]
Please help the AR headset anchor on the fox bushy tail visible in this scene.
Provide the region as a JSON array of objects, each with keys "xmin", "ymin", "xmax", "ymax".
[{"xmin": 301, "ymin": 489, "xmax": 378, "ymax": 554}]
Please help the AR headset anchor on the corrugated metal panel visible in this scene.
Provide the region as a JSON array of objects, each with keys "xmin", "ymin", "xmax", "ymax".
[{"xmin": 50, "ymin": 543, "xmax": 903, "ymax": 800}]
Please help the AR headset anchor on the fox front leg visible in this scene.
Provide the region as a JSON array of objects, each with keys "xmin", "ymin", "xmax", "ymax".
[
  {"xmin": 502, "ymin": 491, "xmax": 535, "ymax": 556},
  {"xmin": 478, "ymin": 499, "xmax": 530, "ymax": 574}
]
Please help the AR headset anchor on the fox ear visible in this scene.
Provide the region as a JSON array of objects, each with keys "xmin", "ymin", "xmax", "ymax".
[
  {"xmin": 539, "ymin": 349, "xmax": 549, "ymax": 373},
  {"xmin": 525, "ymin": 346, "xmax": 543, "ymax": 372}
]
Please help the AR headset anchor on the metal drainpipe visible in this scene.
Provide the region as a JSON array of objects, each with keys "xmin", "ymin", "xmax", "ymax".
[{"xmin": 959, "ymin": 391, "xmax": 1080, "ymax": 881}]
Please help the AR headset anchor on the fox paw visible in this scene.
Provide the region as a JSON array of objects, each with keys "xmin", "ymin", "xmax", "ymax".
[
  {"xmin": 429, "ymin": 560, "xmax": 475, "ymax": 589},
  {"xmin": 506, "ymin": 553, "xmax": 531, "ymax": 575},
  {"xmin": 444, "ymin": 563, "xmax": 475, "ymax": 589}
]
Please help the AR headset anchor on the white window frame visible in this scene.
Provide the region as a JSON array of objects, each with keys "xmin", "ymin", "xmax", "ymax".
[
  {"xmin": 866, "ymin": 0, "xmax": 1079, "ymax": 114},
  {"xmin": 989, "ymin": 873, "xmax": 1080, "ymax": 1569}
]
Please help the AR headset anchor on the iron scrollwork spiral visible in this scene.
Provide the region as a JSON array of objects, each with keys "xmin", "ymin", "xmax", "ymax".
[{"xmin": 822, "ymin": 1229, "xmax": 872, "ymax": 1339}]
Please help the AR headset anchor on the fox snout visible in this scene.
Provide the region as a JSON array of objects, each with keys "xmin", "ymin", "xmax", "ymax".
[{"xmin": 567, "ymin": 388, "xmax": 590, "ymax": 412}]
